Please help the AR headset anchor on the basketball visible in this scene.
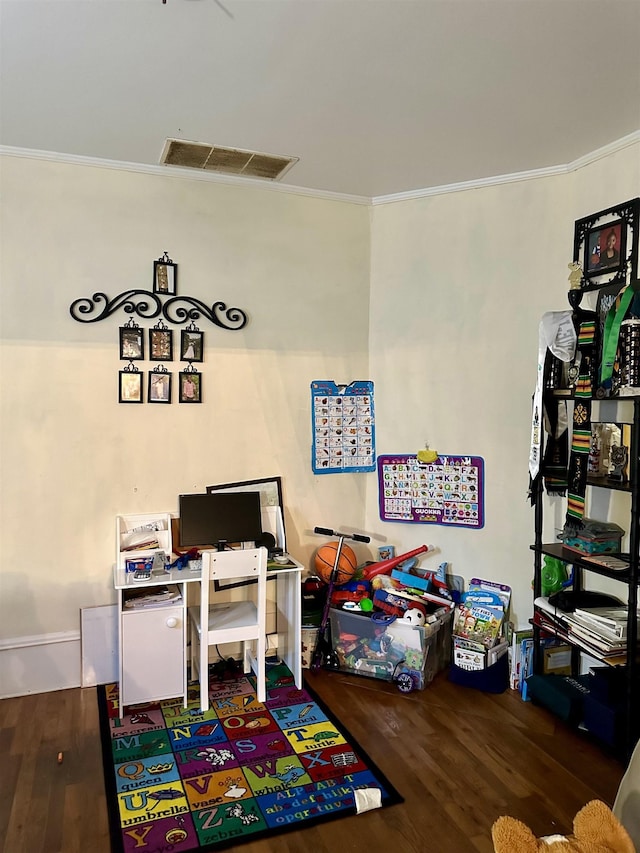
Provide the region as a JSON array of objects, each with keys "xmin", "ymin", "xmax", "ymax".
[{"xmin": 314, "ymin": 541, "xmax": 358, "ymax": 585}]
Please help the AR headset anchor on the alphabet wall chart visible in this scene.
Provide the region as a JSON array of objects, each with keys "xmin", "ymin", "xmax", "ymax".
[
  {"xmin": 377, "ymin": 453, "xmax": 485, "ymax": 528},
  {"xmin": 311, "ymin": 381, "xmax": 375, "ymax": 474}
]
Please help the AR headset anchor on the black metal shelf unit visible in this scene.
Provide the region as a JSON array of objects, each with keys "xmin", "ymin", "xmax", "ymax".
[{"xmin": 531, "ymin": 396, "xmax": 639, "ymax": 757}]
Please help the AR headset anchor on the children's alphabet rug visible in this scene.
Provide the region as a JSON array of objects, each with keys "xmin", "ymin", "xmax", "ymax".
[{"xmin": 98, "ymin": 663, "xmax": 402, "ymax": 852}]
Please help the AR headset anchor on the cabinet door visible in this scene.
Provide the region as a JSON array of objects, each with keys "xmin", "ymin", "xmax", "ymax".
[{"xmin": 121, "ymin": 606, "xmax": 184, "ymax": 706}]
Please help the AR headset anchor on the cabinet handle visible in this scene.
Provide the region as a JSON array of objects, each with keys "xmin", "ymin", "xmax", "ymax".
[{"xmin": 166, "ymin": 617, "xmax": 178, "ymax": 628}]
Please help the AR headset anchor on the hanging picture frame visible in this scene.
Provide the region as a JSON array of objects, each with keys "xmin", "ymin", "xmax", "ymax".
[
  {"xmin": 180, "ymin": 326, "xmax": 204, "ymax": 363},
  {"xmin": 149, "ymin": 322, "xmax": 173, "ymax": 361},
  {"xmin": 573, "ymin": 198, "xmax": 639, "ymax": 291},
  {"xmin": 148, "ymin": 368, "xmax": 172, "ymax": 404},
  {"xmin": 119, "ymin": 366, "xmax": 143, "ymax": 403},
  {"xmin": 153, "ymin": 251, "xmax": 177, "ymax": 295},
  {"xmin": 119, "ymin": 320, "xmax": 144, "ymax": 360},
  {"xmin": 179, "ymin": 368, "xmax": 202, "ymax": 403}
]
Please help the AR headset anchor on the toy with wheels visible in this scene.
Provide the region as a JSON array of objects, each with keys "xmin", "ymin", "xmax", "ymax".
[
  {"xmin": 310, "ymin": 525, "xmax": 371, "ymax": 672},
  {"xmin": 392, "ymin": 664, "xmax": 422, "ymax": 693},
  {"xmin": 395, "ymin": 671, "xmax": 416, "ymax": 693}
]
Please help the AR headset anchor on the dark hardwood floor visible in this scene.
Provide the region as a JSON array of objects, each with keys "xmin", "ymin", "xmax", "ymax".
[{"xmin": 0, "ymin": 669, "xmax": 627, "ymax": 853}]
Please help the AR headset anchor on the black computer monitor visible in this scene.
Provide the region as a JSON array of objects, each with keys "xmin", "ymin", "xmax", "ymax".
[{"xmin": 179, "ymin": 491, "xmax": 263, "ymax": 550}]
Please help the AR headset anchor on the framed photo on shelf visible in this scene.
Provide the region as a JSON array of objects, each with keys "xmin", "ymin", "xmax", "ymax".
[
  {"xmin": 119, "ymin": 325, "xmax": 144, "ymax": 360},
  {"xmin": 149, "ymin": 327, "xmax": 173, "ymax": 361},
  {"xmin": 573, "ymin": 198, "xmax": 639, "ymax": 291},
  {"xmin": 179, "ymin": 370, "xmax": 201, "ymax": 403},
  {"xmin": 148, "ymin": 371, "xmax": 172, "ymax": 404},
  {"xmin": 119, "ymin": 370, "xmax": 143, "ymax": 404},
  {"xmin": 153, "ymin": 253, "xmax": 177, "ymax": 295},
  {"xmin": 180, "ymin": 329, "xmax": 204, "ymax": 362}
]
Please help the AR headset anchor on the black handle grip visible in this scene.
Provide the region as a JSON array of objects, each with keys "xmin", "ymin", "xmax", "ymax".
[
  {"xmin": 313, "ymin": 526, "xmax": 371, "ymax": 543},
  {"xmin": 351, "ymin": 533, "xmax": 371, "ymax": 543}
]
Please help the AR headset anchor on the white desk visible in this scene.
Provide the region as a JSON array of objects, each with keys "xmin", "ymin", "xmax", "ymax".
[
  {"xmin": 266, "ymin": 557, "xmax": 304, "ymax": 688},
  {"xmin": 113, "ymin": 554, "xmax": 303, "ymax": 715}
]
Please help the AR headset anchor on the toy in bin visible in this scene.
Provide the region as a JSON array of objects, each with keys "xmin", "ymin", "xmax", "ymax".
[
  {"xmin": 330, "ymin": 607, "xmax": 447, "ymax": 693},
  {"xmin": 330, "ymin": 578, "xmax": 371, "ymax": 607}
]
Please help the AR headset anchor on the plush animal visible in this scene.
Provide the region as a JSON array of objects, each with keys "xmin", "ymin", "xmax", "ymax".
[{"xmin": 492, "ymin": 800, "xmax": 635, "ymax": 853}]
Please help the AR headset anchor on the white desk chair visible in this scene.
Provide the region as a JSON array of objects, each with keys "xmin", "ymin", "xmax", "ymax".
[{"xmin": 189, "ymin": 547, "xmax": 268, "ymax": 711}]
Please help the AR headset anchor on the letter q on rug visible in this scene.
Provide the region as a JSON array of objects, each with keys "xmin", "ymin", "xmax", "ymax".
[{"xmin": 97, "ymin": 662, "xmax": 403, "ymax": 852}]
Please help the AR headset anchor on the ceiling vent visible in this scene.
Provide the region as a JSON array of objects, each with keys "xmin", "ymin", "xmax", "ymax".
[{"xmin": 160, "ymin": 139, "xmax": 298, "ymax": 181}]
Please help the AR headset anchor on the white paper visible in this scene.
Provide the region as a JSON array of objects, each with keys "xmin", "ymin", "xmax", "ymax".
[{"xmin": 354, "ymin": 787, "xmax": 382, "ymax": 814}]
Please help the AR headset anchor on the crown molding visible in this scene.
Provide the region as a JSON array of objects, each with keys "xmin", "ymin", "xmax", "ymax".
[
  {"xmin": 1, "ymin": 129, "xmax": 638, "ymax": 207},
  {"xmin": 371, "ymin": 130, "xmax": 640, "ymax": 206},
  {"xmin": 566, "ymin": 129, "xmax": 640, "ymax": 172},
  {"xmin": 372, "ymin": 164, "xmax": 568, "ymax": 206},
  {"xmin": 0, "ymin": 145, "xmax": 371, "ymax": 206}
]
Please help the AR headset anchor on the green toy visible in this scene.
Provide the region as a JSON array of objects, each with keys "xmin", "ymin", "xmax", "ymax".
[{"xmin": 540, "ymin": 555, "xmax": 568, "ymax": 596}]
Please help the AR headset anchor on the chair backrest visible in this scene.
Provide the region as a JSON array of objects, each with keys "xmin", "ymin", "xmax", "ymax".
[{"xmin": 203, "ymin": 547, "xmax": 267, "ymax": 582}]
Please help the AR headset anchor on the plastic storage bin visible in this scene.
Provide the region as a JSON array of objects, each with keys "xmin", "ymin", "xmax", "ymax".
[{"xmin": 329, "ymin": 606, "xmax": 452, "ymax": 689}]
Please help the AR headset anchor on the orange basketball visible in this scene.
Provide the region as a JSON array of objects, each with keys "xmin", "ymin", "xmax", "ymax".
[{"xmin": 314, "ymin": 541, "xmax": 357, "ymax": 585}]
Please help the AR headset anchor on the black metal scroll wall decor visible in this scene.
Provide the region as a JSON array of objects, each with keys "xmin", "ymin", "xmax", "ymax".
[
  {"xmin": 69, "ymin": 252, "xmax": 248, "ymax": 404},
  {"xmin": 69, "ymin": 252, "xmax": 248, "ymax": 329}
]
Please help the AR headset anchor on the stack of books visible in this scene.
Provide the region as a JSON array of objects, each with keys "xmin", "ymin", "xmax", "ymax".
[
  {"xmin": 534, "ymin": 597, "xmax": 637, "ymax": 665},
  {"xmin": 570, "ymin": 606, "xmax": 634, "ymax": 651},
  {"xmin": 124, "ymin": 585, "xmax": 182, "ymax": 610},
  {"xmin": 452, "ymin": 578, "xmax": 511, "ymax": 671}
]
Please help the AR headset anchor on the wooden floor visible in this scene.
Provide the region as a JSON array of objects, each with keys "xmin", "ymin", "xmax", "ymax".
[{"xmin": 0, "ymin": 669, "xmax": 628, "ymax": 853}]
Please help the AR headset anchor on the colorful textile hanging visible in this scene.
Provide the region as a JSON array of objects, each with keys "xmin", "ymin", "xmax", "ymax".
[{"xmin": 564, "ymin": 317, "xmax": 597, "ymax": 536}]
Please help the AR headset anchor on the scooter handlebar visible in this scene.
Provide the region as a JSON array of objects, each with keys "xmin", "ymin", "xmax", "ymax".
[{"xmin": 313, "ymin": 526, "xmax": 371, "ymax": 543}]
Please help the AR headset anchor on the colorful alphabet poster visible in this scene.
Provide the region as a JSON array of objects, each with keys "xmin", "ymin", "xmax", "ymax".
[
  {"xmin": 377, "ymin": 454, "xmax": 484, "ymax": 528},
  {"xmin": 311, "ymin": 381, "xmax": 375, "ymax": 474}
]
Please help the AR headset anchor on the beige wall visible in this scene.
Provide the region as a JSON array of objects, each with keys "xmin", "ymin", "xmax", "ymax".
[
  {"xmin": 0, "ymin": 140, "xmax": 638, "ymax": 656},
  {"xmin": 0, "ymin": 156, "xmax": 371, "ymax": 641},
  {"xmin": 368, "ymin": 142, "xmax": 640, "ymax": 628}
]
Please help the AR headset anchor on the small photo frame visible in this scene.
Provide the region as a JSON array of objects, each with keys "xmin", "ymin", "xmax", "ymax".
[
  {"xmin": 585, "ymin": 220, "xmax": 624, "ymax": 276},
  {"xmin": 149, "ymin": 327, "xmax": 173, "ymax": 361},
  {"xmin": 179, "ymin": 371, "xmax": 202, "ymax": 403},
  {"xmin": 119, "ymin": 370, "xmax": 143, "ymax": 403},
  {"xmin": 574, "ymin": 198, "xmax": 639, "ymax": 291},
  {"xmin": 148, "ymin": 371, "xmax": 172, "ymax": 403},
  {"xmin": 153, "ymin": 252, "xmax": 177, "ymax": 296},
  {"xmin": 119, "ymin": 325, "xmax": 144, "ymax": 360},
  {"xmin": 181, "ymin": 329, "xmax": 204, "ymax": 362}
]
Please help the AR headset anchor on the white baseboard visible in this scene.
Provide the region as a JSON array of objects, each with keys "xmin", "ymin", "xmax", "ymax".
[
  {"xmin": 0, "ymin": 614, "xmax": 283, "ymax": 698},
  {"xmin": 0, "ymin": 631, "xmax": 82, "ymax": 698}
]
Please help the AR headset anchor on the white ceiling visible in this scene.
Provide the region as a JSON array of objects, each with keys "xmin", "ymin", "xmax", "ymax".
[{"xmin": 1, "ymin": 0, "xmax": 639, "ymax": 200}]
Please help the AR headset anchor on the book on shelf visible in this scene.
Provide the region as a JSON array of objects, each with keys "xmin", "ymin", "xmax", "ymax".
[
  {"xmin": 581, "ymin": 553, "xmax": 630, "ymax": 571},
  {"xmin": 519, "ymin": 637, "xmax": 535, "ymax": 698},
  {"xmin": 124, "ymin": 585, "xmax": 182, "ymax": 609},
  {"xmin": 572, "ymin": 606, "xmax": 637, "ymax": 640},
  {"xmin": 120, "ymin": 533, "xmax": 160, "ymax": 552},
  {"xmin": 509, "ymin": 627, "xmax": 533, "ymax": 690},
  {"xmin": 533, "ymin": 605, "xmax": 628, "ymax": 666},
  {"xmin": 568, "ymin": 622, "xmax": 626, "ymax": 654}
]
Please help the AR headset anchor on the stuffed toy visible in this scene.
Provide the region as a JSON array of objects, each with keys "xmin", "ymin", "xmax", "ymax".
[{"xmin": 492, "ymin": 799, "xmax": 635, "ymax": 853}]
